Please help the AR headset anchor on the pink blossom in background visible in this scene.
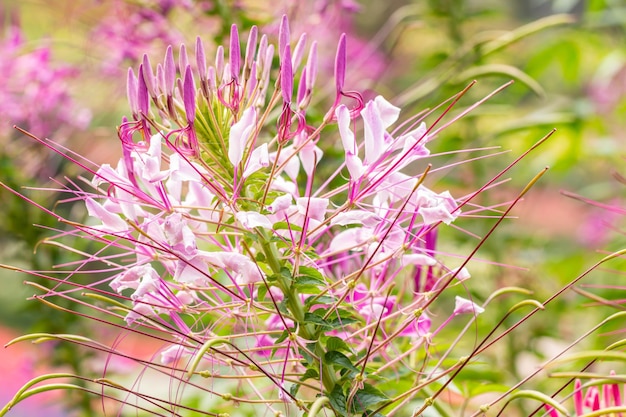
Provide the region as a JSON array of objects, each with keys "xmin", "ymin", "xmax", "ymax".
[
  {"xmin": 91, "ymin": 0, "xmax": 186, "ymax": 75},
  {"xmin": 577, "ymin": 203, "xmax": 622, "ymax": 248},
  {"xmin": 588, "ymin": 61, "xmax": 626, "ymax": 114},
  {"xmin": 0, "ymin": 25, "xmax": 90, "ymax": 138},
  {"xmin": 270, "ymin": 0, "xmax": 387, "ymax": 92}
]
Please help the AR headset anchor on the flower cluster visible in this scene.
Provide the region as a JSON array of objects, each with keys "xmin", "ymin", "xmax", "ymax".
[{"xmin": 5, "ymin": 15, "xmax": 492, "ymax": 417}]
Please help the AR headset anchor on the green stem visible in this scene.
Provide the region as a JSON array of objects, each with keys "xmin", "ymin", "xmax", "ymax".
[{"xmin": 258, "ymin": 231, "xmax": 337, "ymax": 393}]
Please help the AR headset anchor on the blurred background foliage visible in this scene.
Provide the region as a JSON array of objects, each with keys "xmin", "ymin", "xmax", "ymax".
[{"xmin": 1, "ymin": 0, "xmax": 626, "ymax": 415}]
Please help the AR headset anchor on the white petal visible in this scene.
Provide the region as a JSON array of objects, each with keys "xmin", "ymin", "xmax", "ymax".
[
  {"xmin": 331, "ymin": 210, "xmax": 380, "ymax": 227},
  {"xmin": 373, "ymin": 95, "xmax": 400, "ymax": 128},
  {"xmin": 452, "ymin": 266, "xmax": 471, "ymax": 281},
  {"xmin": 328, "ymin": 227, "xmax": 373, "ymax": 253},
  {"xmin": 296, "ymin": 197, "xmax": 328, "ymax": 221},
  {"xmin": 403, "ymin": 253, "xmax": 437, "ymax": 266},
  {"xmin": 85, "ymin": 198, "xmax": 128, "ymax": 232},
  {"xmin": 336, "ymin": 105, "xmax": 356, "ymax": 154},
  {"xmin": 242, "ymin": 143, "xmax": 269, "ymax": 177},
  {"xmin": 453, "ymin": 296, "xmax": 484, "ymax": 316},
  {"xmin": 268, "ymin": 193, "xmax": 293, "ymax": 215},
  {"xmin": 236, "ymin": 211, "xmax": 273, "ymax": 229},
  {"xmin": 228, "ymin": 107, "xmax": 256, "ymax": 166}
]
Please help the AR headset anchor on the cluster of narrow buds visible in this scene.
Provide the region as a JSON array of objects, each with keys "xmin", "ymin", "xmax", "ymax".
[
  {"xmin": 544, "ymin": 374, "xmax": 626, "ymax": 417},
  {"xmin": 3, "ymin": 15, "xmax": 497, "ymax": 417}
]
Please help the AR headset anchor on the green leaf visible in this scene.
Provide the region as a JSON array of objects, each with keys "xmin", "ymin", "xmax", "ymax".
[
  {"xmin": 363, "ymin": 412, "xmax": 386, "ymax": 417},
  {"xmin": 326, "ymin": 308, "xmax": 360, "ymax": 329},
  {"xmin": 290, "ymin": 365, "xmax": 319, "ymax": 397},
  {"xmin": 274, "ymin": 329, "xmax": 289, "ymax": 344},
  {"xmin": 329, "ymin": 384, "xmax": 348, "ymax": 416},
  {"xmin": 273, "ymin": 221, "xmax": 302, "ymax": 232},
  {"xmin": 299, "ymin": 342, "xmax": 317, "ymax": 365},
  {"xmin": 256, "ymin": 284, "xmax": 267, "ymax": 302},
  {"xmin": 350, "ymin": 384, "xmax": 389, "ymax": 414},
  {"xmin": 326, "ymin": 336, "xmax": 351, "ymax": 353},
  {"xmin": 304, "ymin": 312, "xmax": 332, "ymax": 329},
  {"xmin": 327, "ymin": 316, "xmax": 360, "ymax": 328},
  {"xmin": 280, "ymin": 267, "xmax": 292, "ymax": 280},
  {"xmin": 290, "ymin": 382, "xmax": 300, "ymax": 397},
  {"xmin": 294, "ymin": 276, "xmax": 324, "ymax": 292},
  {"xmin": 294, "ymin": 266, "xmax": 326, "ymax": 292},
  {"xmin": 300, "ymin": 368, "xmax": 320, "ymax": 381},
  {"xmin": 298, "ymin": 266, "xmax": 325, "ymax": 282},
  {"xmin": 305, "ymin": 295, "xmax": 337, "ymax": 308},
  {"xmin": 325, "ymin": 351, "xmax": 360, "ymax": 374}
]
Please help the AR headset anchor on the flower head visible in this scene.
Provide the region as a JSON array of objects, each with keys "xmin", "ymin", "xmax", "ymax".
[{"xmin": 3, "ymin": 13, "xmax": 510, "ymax": 417}]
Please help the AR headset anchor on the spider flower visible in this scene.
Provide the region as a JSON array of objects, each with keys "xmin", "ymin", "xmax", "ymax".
[{"xmin": 2, "ymin": 15, "xmax": 501, "ymax": 417}]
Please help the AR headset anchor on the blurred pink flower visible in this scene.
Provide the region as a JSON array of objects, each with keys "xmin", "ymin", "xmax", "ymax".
[
  {"xmin": 0, "ymin": 25, "xmax": 90, "ymax": 138},
  {"xmin": 269, "ymin": 0, "xmax": 387, "ymax": 92},
  {"xmin": 91, "ymin": 1, "xmax": 185, "ymax": 75}
]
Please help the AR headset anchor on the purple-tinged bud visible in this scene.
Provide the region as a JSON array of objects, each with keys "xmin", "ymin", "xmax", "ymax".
[
  {"xmin": 223, "ymin": 63, "xmax": 231, "ymax": 83},
  {"xmin": 297, "ymin": 67, "xmax": 307, "ymax": 108},
  {"xmin": 229, "ymin": 24, "xmax": 241, "ymax": 82},
  {"xmin": 334, "ymin": 33, "xmax": 347, "ymax": 95},
  {"xmin": 126, "ymin": 67, "xmax": 138, "ymax": 117},
  {"xmin": 137, "ymin": 64, "xmax": 150, "ymax": 117},
  {"xmin": 257, "ymin": 34, "xmax": 268, "ymax": 65},
  {"xmin": 574, "ymin": 380, "xmax": 583, "ymax": 415},
  {"xmin": 215, "ymin": 45, "xmax": 224, "ymax": 82},
  {"xmin": 244, "ymin": 26, "xmax": 258, "ymax": 71},
  {"xmin": 179, "ymin": 44, "xmax": 189, "ymax": 74},
  {"xmin": 208, "ymin": 67, "xmax": 216, "ymax": 92},
  {"xmin": 141, "ymin": 54, "xmax": 156, "ymax": 99},
  {"xmin": 164, "ymin": 45, "xmax": 176, "ymax": 96},
  {"xmin": 176, "ymin": 78, "xmax": 184, "ymax": 100},
  {"xmin": 248, "ymin": 61, "xmax": 257, "ymax": 99},
  {"xmin": 195, "ymin": 37, "xmax": 207, "ymax": 82},
  {"xmin": 156, "ymin": 63, "xmax": 165, "ymax": 93},
  {"xmin": 183, "ymin": 65, "xmax": 196, "ymax": 124},
  {"xmin": 292, "ymin": 33, "xmax": 307, "ymax": 70},
  {"xmin": 278, "ymin": 15, "xmax": 290, "ymax": 67},
  {"xmin": 305, "ymin": 41, "xmax": 317, "ymax": 92},
  {"xmin": 280, "ymin": 44, "xmax": 293, "ymax": 104},
  {"xmin": 261, "ymin": 44, "xmax": 274, "ymax": 86},
  {"xmin": 609, "ymin": 371, "xmax": 621, "ymax": 408}
]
